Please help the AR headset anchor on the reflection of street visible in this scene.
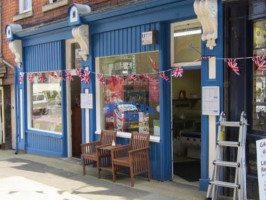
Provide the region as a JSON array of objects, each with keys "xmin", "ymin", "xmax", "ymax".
[{"xmin": 32, "ymin": 106, "xmax": 62, "ymax": 132}]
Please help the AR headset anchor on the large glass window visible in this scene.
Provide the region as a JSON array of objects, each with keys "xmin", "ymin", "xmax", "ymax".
[
  {"xmin": 171, "ymin": 20, "xmax": 201, "ymax": 67},
  {"xmin": 29, "ymin": 73, "xmax": 62, "ymax": 133},
  {"xmin": 97, "ymin": 51, "xmax": 160, "ymax": 136},
  {"xmin": 252, "ymin": 19, "xmax": 266, "ymax": 131}
]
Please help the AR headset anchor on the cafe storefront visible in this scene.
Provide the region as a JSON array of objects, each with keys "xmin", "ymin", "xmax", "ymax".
[{"xmin": 6, "ymin": 0, "xmax": 224, "ymax": 190}]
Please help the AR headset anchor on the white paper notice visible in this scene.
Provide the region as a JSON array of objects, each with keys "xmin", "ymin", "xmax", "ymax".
[
  {"xmin": 202, "ymin": 86, "xmax": 220, "ymax": 115},
  {"xmin": 80, "ymin": 93, "xmax": 93, "ymax": 109},
  {"xmin": 257, "ymin": 138, "xmax": 266, "ymax": 200}
]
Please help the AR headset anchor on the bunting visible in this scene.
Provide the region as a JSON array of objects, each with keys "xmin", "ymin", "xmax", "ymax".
[
  {"xmin": 159, "ymin": 71, "xmax": 169, "ymax": 81},
  {"xmin": 253, "ymin": 56, "xmax": 266, "ymax": 70},
  {"xmin": 82, "ymin": 70, "xmax": 90, "ymax": 84},
  {"xmin": 16, "ymin": 54, "xmax": 266, "ymax": 85},
  {"xmin": 19, "ymin": 72, "xmax": 25, "ymax": 84},
  {"xmin": 65, "ymin": 70, "xmax": 73, "ymax": 81},
  {"xmin": 227, "ymin": 58, "xmax": 240, "ymax": 75},
  {"xmin": 171, "ymin": 67, "xmax": 183, "ymax": 78}
]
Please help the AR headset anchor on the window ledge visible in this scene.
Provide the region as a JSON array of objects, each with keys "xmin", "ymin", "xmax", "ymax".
[
  {"xmin": 95, "ymin": 130, "xmax": 160, "ymax": 143},
  {"xmin": 42, "ymin": 0, "xmax": 69, "ymax": 13},
  {"xmin": 13, "ymin": 10, "xmax": 33, "ymax": 22}
]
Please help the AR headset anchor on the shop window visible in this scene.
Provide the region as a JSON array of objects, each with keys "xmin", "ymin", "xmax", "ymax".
[
  {"xmin": 28, "ymin": 73, "xmax": 62, "ymax": 133},
  {"xmin": 252, "ymin": 19, "xmax": 266, "ymax": 131},
  {"xmin": 96, "ymin": 51, "xmax": 160, "ymax": 136},
  {"xmin": 19, "ymin": 0, "xmax": 32, "ymax": 13},
  {"xmin": 171, "ymin": 20, "xmax": 201, "ymax": 67}
]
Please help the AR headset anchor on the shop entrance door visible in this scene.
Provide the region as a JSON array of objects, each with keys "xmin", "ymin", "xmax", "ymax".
[
  {"xmin": 0, "ymin": 87, "xmax": 5, "ymax": 147},
  {"xmin": 170, "ymin": 19, "xmax": 202, "ymax": 183},
  {"xmin": 171, "ymin": 70, "xmax": 201, "ymax": 183},
  {"xmin": 66, "ymin": 39, "xmax": 82, "ymax": 158},
  {"xmin": 70, "ymin": 76, "xmax": 81, "ymax": 157}
]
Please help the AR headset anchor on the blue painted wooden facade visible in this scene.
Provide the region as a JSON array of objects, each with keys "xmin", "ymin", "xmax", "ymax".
[{"xmin": 12, "ymin": 0, "xmax": 224, "ymax": 190}]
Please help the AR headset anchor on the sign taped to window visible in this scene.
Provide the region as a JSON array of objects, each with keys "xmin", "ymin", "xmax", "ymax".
[{"xmin": 80, "ymin": 93, "xmax": 93, "ymax": 109}]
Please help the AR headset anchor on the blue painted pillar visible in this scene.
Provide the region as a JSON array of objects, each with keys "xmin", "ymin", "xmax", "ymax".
[
  {"xmin": 199, "ymin": 0, "xmax": 224, "ymax": 191},
  {"xmin": 159, "ymin": 22, "xmax": 172, "ymax": 181}
]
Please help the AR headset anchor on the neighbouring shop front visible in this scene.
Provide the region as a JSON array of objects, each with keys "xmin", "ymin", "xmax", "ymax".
[
  {"xmin": 6, "ymin": 0, "xmax": 224, "ymax": 190},
  {"xmin": 223, "ymin": 0, "xmax": 266, "ymax": 198}
]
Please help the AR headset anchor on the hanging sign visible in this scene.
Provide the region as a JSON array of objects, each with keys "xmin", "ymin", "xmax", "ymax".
[
  {"xmin": 80, "ymin": 93, "xmax": 93, "ymax": 109},
  {"xmin": 202, "ymin": 86, "xmax": 220, "ymax": 115},
  {"xmin": 142, "ymin": 31, "xmax": 157, "ymax": 45},
  {"xmin": 256, "ymin": 138, "xmax": 266, "ymax": 199}
]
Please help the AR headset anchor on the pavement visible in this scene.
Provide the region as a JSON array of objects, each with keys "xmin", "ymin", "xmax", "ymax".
[{"xmin": 0, "ymin": 150, "xmax": 208, "ymax": 200}]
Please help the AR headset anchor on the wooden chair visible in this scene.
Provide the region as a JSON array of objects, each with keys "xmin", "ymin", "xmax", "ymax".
[
  {"xmin": 111, "ymin": 132, "xmax": 150, "ymax": 187},
  {"xmin": 81, "ymin": 130, "xmax": 116, "ymax": 176}
]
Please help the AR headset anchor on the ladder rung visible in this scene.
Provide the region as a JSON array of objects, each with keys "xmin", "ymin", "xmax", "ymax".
[
  {"xmin": 213, "ymin": 160, "xmax": 239, "ymax": 168},
  {"xmin": 218, "ymin": 121, "xmax": 241, "ymax": 127},
  {"xmin": 217, "ymin": 141, "xmax": 239, "ymax": 147},
  {"xmin": 210, "ymin": 181, "xmax": 239, "ymax": 189}
]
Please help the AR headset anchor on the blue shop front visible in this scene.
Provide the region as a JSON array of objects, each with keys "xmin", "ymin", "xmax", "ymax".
[{"xmin": 6, "ymin": 0, "xmax": 224, "ymax": 190}]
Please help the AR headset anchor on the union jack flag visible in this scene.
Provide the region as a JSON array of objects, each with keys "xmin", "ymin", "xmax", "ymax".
[
  {"xmin": 28, "ymin": 73, "xmax": 34, "ymax": 83},
  {"xmin": 159, "ymin": 71, "xmax": 169, "ymax": 81},
  {"xmin": 38, "ymin": 73, "xmax": 45, "ymax": 83},
  {"xmin": 253, "ymin": 56, "xmax": 266, "ymax": 70},
  {"xmin": 171, "ymin": 67, "xmax": 183, "ymax": 78},
  {"xmin": 56, "ymin": 71, "xmax": 65, "ymax": 80},
  {"xmin": 149, "ymin": 56, "xmax": 158, "ymax": 70},
  {"xmin": 143, "ymin": 73, "xmax": 153, "ymax": 81},
  {"xmin": 49, "ymin": 71, "xmax": 57, "ymax": 78},
  {"xmin": 76, "ymin": 68, "xmax": 83, "ymax": 78},
  {"xmin": 227, "ymin": 59, "xmax": 240, "ymax": 75},
  {"xmin": 19, "ymin": 72, "xmax": 25, "ymax": 84},
  {"xmin": 96, "ymin": 73, "xmax": 105, "ymax": 86},
  {"xmin": 65, "ymin": 70, "xmax": 73, "ymax": 81},
  {"xmin": 82, "ymin": 70, "xmax": 90, "ymax": 84},
  {"xmin": 128, "ymin": 74, "xmax": 138, "ymax": 81}
]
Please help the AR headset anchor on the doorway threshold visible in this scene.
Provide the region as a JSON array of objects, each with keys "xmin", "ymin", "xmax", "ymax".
[{"xmin": 172, "ymin": 175, "xmax": 199, "ymax": 188}]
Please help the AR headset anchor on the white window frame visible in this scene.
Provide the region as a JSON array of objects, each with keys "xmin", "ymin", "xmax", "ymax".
[
  {"xmin": 170, "ymin": 19, "xmax": 202, "ymax": 67},
  {"xmin": 19, "ymin": 0, "xmax": 32, "ymax": 13}
]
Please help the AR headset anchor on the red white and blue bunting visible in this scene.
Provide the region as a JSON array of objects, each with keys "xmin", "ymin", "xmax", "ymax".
[{"xmin": 18, "ymin": 55, "xmax": 266, "ymax": 84}]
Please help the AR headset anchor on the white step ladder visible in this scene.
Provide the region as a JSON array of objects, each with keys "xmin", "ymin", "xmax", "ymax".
[{"xmin": 206, "ymin": 111, "xmax": 247, "ymax": 200}]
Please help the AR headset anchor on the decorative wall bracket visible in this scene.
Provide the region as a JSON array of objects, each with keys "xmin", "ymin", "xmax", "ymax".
[
  {"xmin": 72, "ymin": 25, "xmax": 89, "ymax": 61},
  {"xmin": 194, "ymin": 0, "xmax": 217, "ymax": 50},
  {"xmin": 9, "ymin": 40, "xmax": 22, "ymax": 67},
  {"xmin": 68, "ymin": 4, "xmax": 91, "ymax": 26},
  {"xmin": 5, "ymin": 24, "xmax": 22, "ymax": 41}
]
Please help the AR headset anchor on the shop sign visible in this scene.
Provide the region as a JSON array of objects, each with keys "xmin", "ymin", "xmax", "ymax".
[
  {"xmin": 256, "ymin": 138, "xmax": 266, "ymax": 199},
  {"xmin": 142, "ymin": 31, "xmax": 157, "ymax": 45},
  {"xmin": 80, "ymin": 93, "xmax": 93, "ymax": 109},
  {"xmin": 202, "ymin": 86, "xmax": 220, "ymax": 115}
]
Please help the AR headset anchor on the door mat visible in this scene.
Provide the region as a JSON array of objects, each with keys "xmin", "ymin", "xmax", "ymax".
[{"xmin": 173, "ymin": 161, "xmax": 200, "ymax": 182}]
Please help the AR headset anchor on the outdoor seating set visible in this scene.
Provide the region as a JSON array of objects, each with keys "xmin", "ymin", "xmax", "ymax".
[{"xmin": 80, "ymin": 130, "xmax": 151, "ymax": 187}]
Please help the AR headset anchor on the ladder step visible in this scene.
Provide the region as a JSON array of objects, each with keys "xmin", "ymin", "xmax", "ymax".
[
  {"xmin": 218, "ymin": 121, "xmax": 241, "ymax": 127},
  {"xmin": 213, "ymin": 160, "xmax": 239, "ymax": 168},
  {"xmin": 217, "ymin": 141, "xmax": 239, "ymax": 147},
  {"xmin": 210, "ymin": 181, "xmax": 239, "ymax": 189}
]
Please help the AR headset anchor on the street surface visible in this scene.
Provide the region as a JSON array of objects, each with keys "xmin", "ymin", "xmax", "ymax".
[{"xmin": 0, "ymin": 150, "xmax": 206, "ymax": 200}]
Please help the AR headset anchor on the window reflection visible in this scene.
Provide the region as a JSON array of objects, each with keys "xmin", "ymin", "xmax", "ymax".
[
  {"xmin": 30, "ymin": 73, "xmax": 62, "ymax": 133},
  {"xmin": 97, "ymin": 51, "xmax": 160, "ymax": 136},
  {"xmin": 253, "ymin": 19, "xmax": 266, "ymax": 131}
]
